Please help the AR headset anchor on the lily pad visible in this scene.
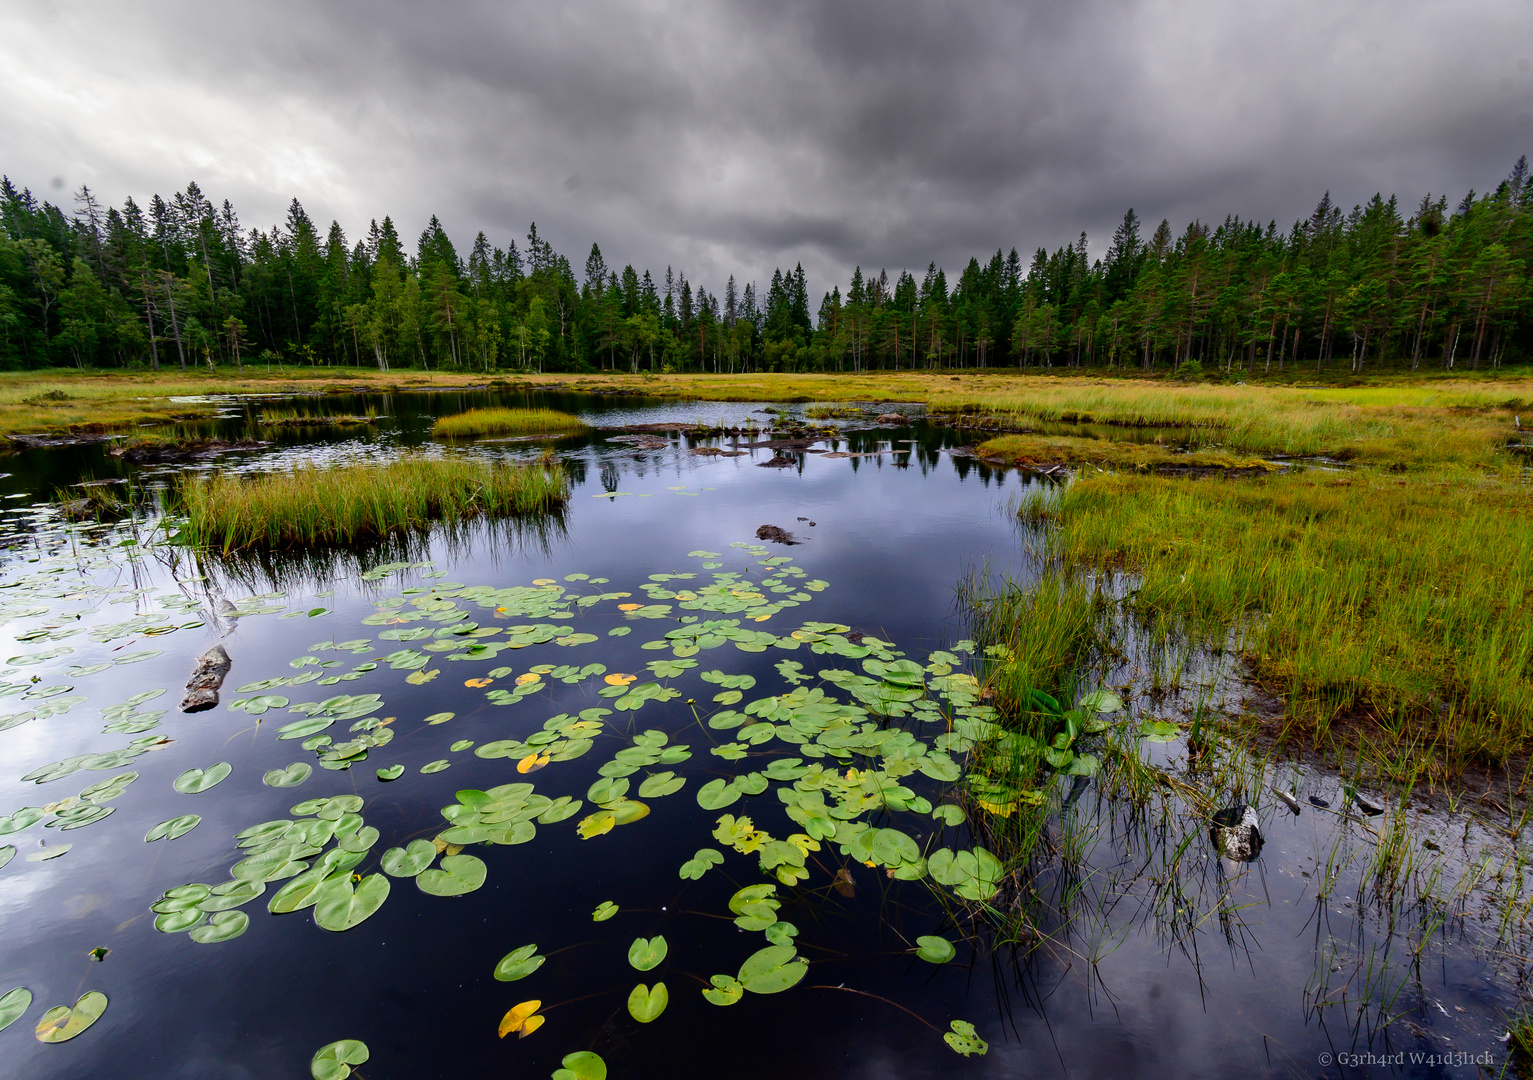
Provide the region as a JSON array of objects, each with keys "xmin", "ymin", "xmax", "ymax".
[
  {"xmin": 173, "ymin": 763, "xmax": 232, "ymax": 794},
  {"xmin": 313, "ymin": 873, "xmax": 390, "ymax": 931},
  {"xmin": 0, "ymin": 846, "xmax": 12, "ymax": 871},
  {"xmin": 376, "ymin": 765, "xmax": 404, "ymax": 781},
  {"xmin": 944, "ymin": 1019, "xmax": 988, "ymax": 1057},
  {"xmin": 628, "ymin": 935, "xmax": 668, "ymax": 972},
  {"xmin": 145, "ymin": 814, "xmax": 201, "ymax": 842},
  {"xmin": 417, "ymin": 853, "xmax": 486, "ymax": 896},
  {"xmin": 497, "ymin": 999, "xmax": 543, "ymax": 1038},
  {"xmin": 263, "ymin": 763, "xmax": 312, "ymax": 788},
  {"xmin": 493, "ymin": 944, "xmax": 545, "ymax": 982},
  {"xmin": 423, "ymin": 711, "xmax": 455, "ymax": 725},
  {"xmin": 592, "ymin": 901, "xmax": 618, "ymax": 921},
  {"xmin": 702, "ymin": 974, "xmax": 743, "ymax": 1006},
  {"xmin": 381, "ymin": 840, "xmax": 437, "ymax": 878},
  {"xmin": 421, "ymin": 759, "xmax": 451, "ymax": 774},
  {"xmin": 552, "ymin": 1051, "xmax": 607, "ymax": 1080},
  {"xmin": 33, "ymin": 991, "xmax": 106, "ymax": 1043},
  {"xmin": 627, "ymin": 982, "xmax": 668, "ymax": 1023},
  {"xmin": 0, "ymin": 987, "xmax": 31, "ymax": 1032},
  {"xmin": 738, "ymin": 944, "xmax": 808, "ymax": 994},
  {"xmin": 915, "ymin": 935, "xmax": 956, "ymax": 963},
  {"xmin": 696, "ymin": 778, "xmax": 741, "ymax": 810},
  {"xmin": 311, "ymin": 1038, "xmax": 370, "ymax": 1080},
  {"xmin": 190, "ymin": 910, "xmax": 249, "ymax": 944},
  {"xmin": 679, "ymin": 848, "xmax": 724, "ymax": 880},
  {"xmin": 637, "ymin": 771, "xmax": 686, "ymax": 798}
]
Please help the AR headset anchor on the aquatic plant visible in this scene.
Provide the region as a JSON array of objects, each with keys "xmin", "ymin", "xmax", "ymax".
[
  {"xmin": 431, "ymin": 407, "xmax": 587, "ymax": 438},
  {"xmin": 166, "ymin": 455, "xmax": 568, "ymax": 550}
]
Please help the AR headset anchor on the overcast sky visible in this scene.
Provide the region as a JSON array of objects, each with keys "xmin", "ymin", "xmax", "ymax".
[{"xmin": 2, "ymin": 0, "xmax": 1530, "ymax": 298}]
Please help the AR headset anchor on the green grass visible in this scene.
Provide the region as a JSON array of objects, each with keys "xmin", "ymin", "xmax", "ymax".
[
  {"xmin": 431, "ymin": 407, "xmax": 588, "ymax": 438},
  {"xmin": 975, "ymin": 432, "xmax": 1275, "ymax": 471},
  {"xmin": 1033, "ymin": 467, "xmax": 1533, "ymax": 769},
  {"xmin": 168, "ymin": 455, "xmax": 567, "ymax": 550}
]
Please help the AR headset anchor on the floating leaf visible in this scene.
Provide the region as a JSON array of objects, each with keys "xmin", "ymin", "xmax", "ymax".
[
  {"xmin": 311, "ymin": 1038, "xmax": 370, "ymax": 1080},
  {"xmin": 27, "ymin": 845, "xmax": 70, "ymax": 862},
  {"xmin": 576, "ymin": 811, "xmax": 616, "ymax": 839},
  {"xmin": 190, "ymin": 910, "xmax": 249, "ymax": 944},
  {"xmin": 423, "ymin": 711, "xmax": 455, "ymax": 725},
  {"xmin": 737, "ymin": 945, "xmax": 808, "ymax": 994},
  {"xmin": 702, "ymin": 974, "xmax": 743, "ymax": 1006},
  {"xmin": 0, "ymin": 987, "xmax": 32, "ymax": 1032},
  {"xmin": 627, "ymin": 982, "xmax": 668, "ymax": 1023},
  {"xmin": 145, "ymin": 814, "xmax": 201, "ymax": 842},
  {"xmin": 592, "ymin": 901, "xmax": 618, "ymax": 922},
  {"xmin": 278, "ymin": 717, "xmax": 333, "ymax": 740},
  {"xmin": 552, "ymin": 1050, "xmax": 608, "ymax": 1080},
  {"xmin": 916, "ymin": 935, "xmax": 956, "ymax": 963},
  {"xmin": 931, "ymin": 804, "xmax": 966, "ymax": 827},
  {"xmin": 1077, "ymin": 689, "xmax": 1124, "ymax": 714},
  {"xmin": 421, "ymin": 759, "xmax": 451, "ymax": 774},
  {"xmin": 376, "ymin": 765, "xmax": 404, "ymax": 781},
  {"xmin": 679, "ymin": 848, "xmax": 724, "ymax": 880},
  {"xmin": 628, "ymin": 935, "xmax": 668, "ymax": 972},
  {"xmin": 33, "ymin": 991, "xmax": 106, "ymax": 1043},
  {"xmin": 173, "ymin": 762, "xmax": 231, "ymax": 794},
  {"xmin": 944, "ymin": 1019, "xmax": 988, "ymax": 1056},
  {"xmin": 0, "ymin": 846, "xmax": 12, "ymax": 871},
  {"xmin": 517, "ymin": 753, "xmax": 551, "ymax": 774},
  {"xmin": 696, "ymin": 778, "xmax": 741, "ymax": 810},
  {"xmin": 765, "ymin": 921, "xmax": 799, "ymax": 946},
  {"xmin": 313, "ymin": 873, "xmax": 390, "ymax": 931},
  {"xmin": 263, "ymin": 762, "xmax": 312, "ymax": 788},
  {"xmin": 498, "ymin": 999, "xmax": 542, "ymax": 1038},
  {"xmin": 637, "ymin": 771, "xmax": 686, "ymax": 799},
  {"xmin": 380, "ymin": 840, "xmax": 436, "ymax": 878},
  {"xmin": 494, "ymin": 944, "xmax": 545, "ymax": 982},
  {"xmin": 417, "ymin": 853, "xmax": 486, "ymax": 896}
]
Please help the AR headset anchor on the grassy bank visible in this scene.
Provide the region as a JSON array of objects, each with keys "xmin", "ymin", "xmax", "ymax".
[
  {"xmin": 1028, "ymin": 467, "xmax": 1533, "ymax": 770},
  {"xmin": 432, "ymin": 407, "xmax": 587, "ymax": 438},
  {"xmin": 974, "ymin": 432, "xmax": 1276, "ymax": 472},
  {"xmin": 169, "ymin": 455, "xmax": 566, "ymax": 551}
]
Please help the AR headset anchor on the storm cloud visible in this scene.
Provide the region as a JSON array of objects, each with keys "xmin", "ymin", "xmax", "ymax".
[{"xmin": 2, "ymin": 0, "xmax": 1529, "ymax": 296}]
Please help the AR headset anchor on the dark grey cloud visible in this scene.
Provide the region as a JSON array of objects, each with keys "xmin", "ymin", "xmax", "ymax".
[{"xmin": 2, "ymin": 0, "xmax": 1529, "ymax": 300}]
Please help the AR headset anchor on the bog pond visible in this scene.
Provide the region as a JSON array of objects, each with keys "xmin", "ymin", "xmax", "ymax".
[{"xmin": 0, "ymin": 388, "xmax": 1527, "ymax": 1079}]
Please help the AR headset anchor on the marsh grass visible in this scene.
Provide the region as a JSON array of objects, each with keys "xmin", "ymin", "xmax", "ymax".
[
  {"xmin": 431, "ymin": 407, "xmax": 587, "ymax": 438},
  {"xmin": 975, "ymin": 432, "xmax": 1275, "ymax": 471},
  {"xmin": 168, "ymin": 455, "xmax": 567, "ymax": 551},
  {"xmin": 1042, "ymin": 469, "xmax": 1533, "ymax": 767}
]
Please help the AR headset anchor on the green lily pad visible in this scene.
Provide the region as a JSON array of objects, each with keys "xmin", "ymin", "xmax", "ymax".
[
  {"xmin": 493, "ymin": 944, "xmax": 545, "ymax": 982},
  {"xmin": 311, "ymin": 1038, "xmax": 370, "ymax": 1080},
  {"xmin": 916, "ymin": 935, "xmax": 956, "ymax": 963},
  {"xmin": 145, "ymin": 814, "xmax": 201, "ymax": 842},
  {"xmin": 765, "ymin": 921, "xmax": 799, "ymax": 946},
  {"xmin": 421, "ymin": 759, "xmax": 451, "ymax": 774},
  {"xmin": 154, "ymin": 907, "xmax": 205, "ymax": 933},
  {"xmin": 628, "ymin": 935, "xmax": 668, "ymax": 972},
  {"xmin": 0, "ymin": 846, "xmax": 12, "ymax": 871},
  {"xmin": 944, "ymin": 1019, "xmax": 988, "ymax": 1056},
  {"xmin": 627, "ymin": 982, "xmax": 668, "ymax": 1023},
  {"xmin": 278, "ymin": 717, "xmax": 333, "ymax": 740},
  {"xmin": 637, "ymin": 771, "xmax": 686, "ymax": 798},
  {"xmin": 201, "ymin": 879, "xmax": 266, "ymax": 910},
  {"xmin": 587, "ymin": 776, "xmax": 629, "ymax": 804},
  {"xmin": 381, "ymin": 840, "xmax": 437, "ymax": 878},
  {"xmin": 263, "ymin": 763, "xmax": 312, "ymax": 788},
  {"xmin": 1077, "ymin": 689, "xmax": 1124, "ymax": 714},
  {"xmin": 679, "ymin": 848, "xmax": 724, "ymax": 880},
  {"xmin": 702, "ymin": 974, "xmax": 743, "ymax": 1006},
  {"xmin": 737, "ymin": 944, "xmax": 808, "ymax": 994},
  {"xmin": 931, "ymin": 804, "xmax": 966, "ymax": 826},
  {"xmin": 592, "ymin": 901, "xmax": 618, "ymax": 922},
  {"xmin": 696, "ymin": 778, "xmax": 741, "ymax": 810},
  {"xmin": 0, "ymin": 987, "xmax": 32, "ymax": 1032},
  {"xmin": 375, "ymin": 764, "xmax": 405, "ymax": 781},
  {"xmin": 33, "ymin": 991, "xmax": 106, "ymax": 1043},
  {"xmin": 173, "ymin": 763, "xmax": 232, "ymax": 794},
  {"xmin": 552, "ymin": 1050, "xmax": 607, "ymax": 1080},
  {"xmin": 539, "ymin": 797, "xmax": 582, "ymax": 824},
  {"xmin": 423, "ymin": 711, "xmax": 455, "ymax": 725},
  {"xmin": 313, "ymin": 873, "xmax": 390, "ymax": 931},
  {"xmin": 417, "ymin": 853, "xmax": 486, "ymax": 896},
  {"xmin": 190, "ymin": 910, "xmax": 249, "ymax": 944}
]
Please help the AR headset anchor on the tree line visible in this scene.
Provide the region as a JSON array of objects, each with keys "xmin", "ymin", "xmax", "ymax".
[{"xmin": 1, "ymin": 158, "xmax": 1529, "ymax": 376}]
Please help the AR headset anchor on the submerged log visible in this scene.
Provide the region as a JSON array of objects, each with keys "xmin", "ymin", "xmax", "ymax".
[{"xmin": 180, "ymin": 644, "xmax": 232, "ymax": 713}]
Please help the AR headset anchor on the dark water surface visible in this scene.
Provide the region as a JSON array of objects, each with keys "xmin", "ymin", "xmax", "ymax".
[{"xmin": 0, "ymin": 390, "xmax": 1523, "ymax": 1079}]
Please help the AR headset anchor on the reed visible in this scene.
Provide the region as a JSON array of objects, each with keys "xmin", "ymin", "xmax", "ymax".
[
  {"xmin": 431, "ymin": 407, "xmax": 587, "ymax": 438},
  {"xmin": 168, "ymin": 455, "xmax": 566, "ymax": 551}
]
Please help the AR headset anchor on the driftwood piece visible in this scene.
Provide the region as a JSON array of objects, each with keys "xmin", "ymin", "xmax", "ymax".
[{"xmin": 180, "ymin": 644, "xmax": 232, "ymax": 713}]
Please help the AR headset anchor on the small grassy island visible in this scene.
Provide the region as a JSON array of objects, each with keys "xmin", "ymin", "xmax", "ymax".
[{"xmin": 431, "ymin": 407, "xmax": 589, "ymax": 439}]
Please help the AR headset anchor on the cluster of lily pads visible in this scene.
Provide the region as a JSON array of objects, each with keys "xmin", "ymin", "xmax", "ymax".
[{"xmin": 1, "ymin": 525, "xmax": 1016, "ymax": 1072}]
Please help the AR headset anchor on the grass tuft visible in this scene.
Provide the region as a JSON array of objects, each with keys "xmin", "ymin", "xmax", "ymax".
[
  {"xmin": 432, "ymin": 407, "xmax": 587, "ymax": 439},
  {"xmin": 168, "ymin": 454, "xmax": 566, "ymax": 551}
]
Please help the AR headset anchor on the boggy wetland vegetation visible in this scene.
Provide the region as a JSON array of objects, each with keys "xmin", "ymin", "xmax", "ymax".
[{"xmin": 0, "ymin": 371, "xmax": 1530, "ymax": 1079}]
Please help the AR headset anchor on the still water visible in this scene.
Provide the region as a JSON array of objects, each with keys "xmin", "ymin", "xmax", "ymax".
[{"xmin": 0, "ymin": 390, "xmax": 1522, "ymax": 1079}]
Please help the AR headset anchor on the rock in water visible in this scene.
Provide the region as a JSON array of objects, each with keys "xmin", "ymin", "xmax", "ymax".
[
  {"xmin": 180, "ymin": 645, "xmax": 232, "ymax": 713},
  {"xmin": 1209, "ymin": 805, "xmax": 1263, "ymax": 861}
]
